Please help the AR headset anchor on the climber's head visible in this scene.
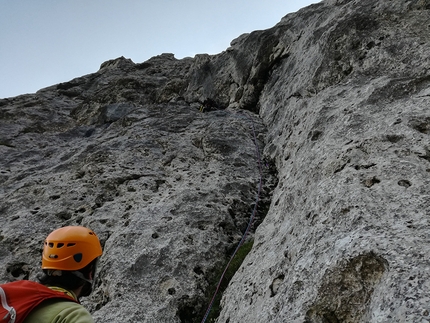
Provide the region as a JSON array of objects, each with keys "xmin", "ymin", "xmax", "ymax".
[
  {"xmin": 40, "ymin": 226, "xmax": 103, "ymax": 297},
  {"xmin": 42, "ymin": 226, "xmax": 102, "ymax": 271}
]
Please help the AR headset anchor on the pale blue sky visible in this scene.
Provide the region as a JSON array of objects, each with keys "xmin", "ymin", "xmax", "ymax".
[{"xmin": 0, "ymin": 1, "xmax": 317, "ymax": 99}]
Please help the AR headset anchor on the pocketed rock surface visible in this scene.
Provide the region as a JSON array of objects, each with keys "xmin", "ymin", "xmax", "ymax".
[
  {"xmin": 0, "ymin": 55, "xmax": 274, "ymax": 322},
  {"xmin": 1, "ymin": 0, "xmax": 430, "ymax": 322},
  {"xmin": 218, "ymin": 1, "xmax": 430, "ymax": 322}
]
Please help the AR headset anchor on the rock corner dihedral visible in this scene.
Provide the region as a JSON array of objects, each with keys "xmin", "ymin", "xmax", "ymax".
[{"xmin": 1, "ymin": 0, "xmax": 430, "ymax": 322}]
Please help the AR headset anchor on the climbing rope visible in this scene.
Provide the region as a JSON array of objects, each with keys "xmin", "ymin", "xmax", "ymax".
[{"xmin": 200, "ymin": 111, "xmax": 264, "ymax": 323}]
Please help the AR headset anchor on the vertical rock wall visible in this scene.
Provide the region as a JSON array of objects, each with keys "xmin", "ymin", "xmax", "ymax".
[
  {"xmin": 1, "ymin": 0, "xmax": 430, "ymax": 322},
  {"xmin": 218, "ymin": 0, "xmax": 430, "ymax": 322},
  {"xmin": 0, "ymin": 55, "xmax": 276, "ymax": 322}
]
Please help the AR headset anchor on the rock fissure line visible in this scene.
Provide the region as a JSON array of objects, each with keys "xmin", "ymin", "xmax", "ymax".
[{"xmin": 200, "ymin": 111, "xmax": 264, "ymax": 323}]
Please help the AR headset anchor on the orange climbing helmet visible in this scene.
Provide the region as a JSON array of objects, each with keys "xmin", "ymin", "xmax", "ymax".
[{"xmin": 42, "ymin": 226, "xmax": 103, "ymax": 271}]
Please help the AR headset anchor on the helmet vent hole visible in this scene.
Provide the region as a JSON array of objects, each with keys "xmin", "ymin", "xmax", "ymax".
[
  {"xmin": 73, "ymin": 253, "xmax": 83, "ymax": 263},
  {"xmin": 67, "ymin": 243, "xmax": 76, "ymax": 247},
  {"xmin": 57, "ymin": 243, "xmax": 64, "ymax": 248}
]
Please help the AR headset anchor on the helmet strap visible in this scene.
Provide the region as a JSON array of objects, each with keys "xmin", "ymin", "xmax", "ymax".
[
  {"xmin": 70, "ymin": 270, "xmax": 93, "ymax": 285},
  {"xmin": 70, "ymin": 270, "xmax": 93, "ymax": 298}
]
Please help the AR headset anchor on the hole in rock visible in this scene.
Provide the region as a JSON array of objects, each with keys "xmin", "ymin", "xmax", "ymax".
[
  {"xmin": 398, "ymin": 179, "xmax": 411, "ymax": 188},
  {"xmin": 7, "ymin": 262, "xmax": 30, "ymax": 279}
]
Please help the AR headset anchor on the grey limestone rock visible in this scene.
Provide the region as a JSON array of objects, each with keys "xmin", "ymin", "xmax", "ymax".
[
  {"xmin": 0, "ymin": 53, "xmax": 274, "ymax": 322},
  {"xmin": 217, "ymin": 1, "xmax": 430, "ymax": 322},
  {"xmin": 1, "ymin": 0, "xmax": 430, "ymax": 322}
]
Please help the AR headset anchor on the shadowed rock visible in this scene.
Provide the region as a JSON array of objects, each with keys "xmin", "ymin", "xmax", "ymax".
[{"xmin": 1, "ymin": 0, "xmax": 430, "ymax": 322}]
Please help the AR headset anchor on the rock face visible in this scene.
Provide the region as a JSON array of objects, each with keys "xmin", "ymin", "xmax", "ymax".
[
  {"xmin": 1, "ymin": 0, "xmax": 430, "ymax": 322},
  {"xmin": 0, "ymin": 54, "xmax": 276, "ymax": 322},
  {"xmin": 217, "ymin": 1, "xmax": 430, "ymax": 322}
]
